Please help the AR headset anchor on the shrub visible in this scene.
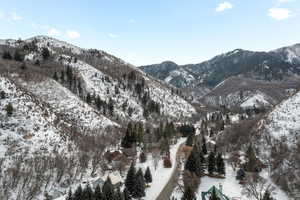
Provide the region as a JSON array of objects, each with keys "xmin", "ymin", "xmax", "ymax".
[
  {"xmin": 6, "ymin": 103, "xmax": 13, "ymax": 116},
  {"xmin": 163, "ymin": 157, "xmax": 172, "ymax": 168},
  {"xmin": 42, "ymin": 47, "xmax": 50, "ymax": 60},
  {"xmin": 140, "ymin": 152, "xmax": 147, "ymax": 163}
]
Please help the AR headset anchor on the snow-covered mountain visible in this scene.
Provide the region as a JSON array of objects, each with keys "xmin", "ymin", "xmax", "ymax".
[
  {"xmin": 140, "ymin": 44, "xmax": 300, "ymax": 89},
  {"xmin": 0, "ymin": 36, "xmax": 195, "ymax": 123},
  {"xmin": 140, "ymin": 61, "xmax": 195, "ymax": 88},
  {"xmin": 271, "ymin": 43, "xmax": 300, "ymax": 65}
]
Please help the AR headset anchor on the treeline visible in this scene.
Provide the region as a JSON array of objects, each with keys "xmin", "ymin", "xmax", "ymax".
[
  {"xmin": 121, "ymin": 121, "xmax": 178, "ymax": 152},
  {"xmin": 65, "ymin": 178, "xmax": 130, "ymax": 200}
]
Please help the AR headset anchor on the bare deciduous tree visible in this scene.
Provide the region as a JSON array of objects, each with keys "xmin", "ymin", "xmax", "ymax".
[{"xmin": 242, "ymin": 174, "xmax": 275, "ymax": 200}]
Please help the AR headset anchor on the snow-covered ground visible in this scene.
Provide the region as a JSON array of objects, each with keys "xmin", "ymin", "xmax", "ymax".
[
  {"xmin": 172, "ymin": 162, "xmax": 289, "ymax": 200},
  {"xmin": 264, "ymin": 90, "xmax": 300, "ymax": 143},
  {"xmin": 19, "ymin": 77, "xmax": 118, "ymax": 132},
  {"xmin": 0, "ymin": 76, "xmax": 70, "ymax": 158},
  {"xmin": 137, "ymin": 138, "xmax": 186, "ymax": 200},
  {"xmin": 240, "ymin": 93, "xmax": 270, "ymax": 108}
]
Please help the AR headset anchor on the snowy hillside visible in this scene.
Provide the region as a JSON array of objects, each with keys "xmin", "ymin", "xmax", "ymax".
[
  {"xmin": 272, "ymin": 43, "xmax": 300, "ymax": 65},
  {"xmin": 240, "ymin": 93, "xmax": 270, "ymax": 108},
  {"xmin": 200, "ymin": 76, "xmax": 298, "ymax": 108},
  {"xmin": 0, "ymin": 75, "xmax": 70, "ymax": 158},
  {"xmin": 202, "ymin": 89, "xmax": 274, "ymax": 109},
  {"xmin": 0, "ymin": 36, "xmax": 196, "ymax": 122},
  {"xmin": 18, "ymin": 76, "xmax": 118, "ymax": 132},
  {"xmin": 264, "ymin": 90, "xmax": 300, "ymax": 143},
  {"xmin": 253, "ymin": 89, "xmax": 300, "ymax": 197}
]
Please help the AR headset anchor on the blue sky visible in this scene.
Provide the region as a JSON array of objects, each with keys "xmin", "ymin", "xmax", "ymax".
[{"xmin": 0, "ymin": 0, "xmax": 299, "ymax": 65}]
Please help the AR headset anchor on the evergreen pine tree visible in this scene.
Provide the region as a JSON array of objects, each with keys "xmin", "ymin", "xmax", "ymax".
[
  {"xmin": 132, "ymin": 168, "xmax": 145, "ymax": 198},
  {"xmin": 245, "ymin": 144, "xmax": 257, "ymax": 172},
  {"xmin": 86, "ymin": 93, "xmax": 91, "ymax": 104},
  {"xmin": 73, "ymin": 185, "xmax": 83, "ymax": 200},
  {"xmin": 42, "ymin": 47, "xmax": 50, "ymax": 60},
  {"xmin": 115, "ymin": 186, "xmax": 124, "ymax": 200},
  {"xmin": 108, "ymin": 97, "xmax": 114, "ymax": 116},
  {"xmin": 123, "ymin": 188, "xmax": 132, "ymax": 200},
  {"xmin": 144, "ymin": 166, "xmax": 152, "ymax": 184},
  {"xmin": 6, "ymin": 103, "xmax": 13, "ymax": 116},
  {"xmin": 199, "ymin": 150, "xmax": 205, "ymax": 164},
  {"xmin": 65, "ymin": 188, "xmax": 73, "ymax": 200},
  {"xmin": 2, "ymin": 51, "xmax": 12, "ymax": 59},
  {"xmin": 20, "ymin": 62, "xmax": 26, "ymax": 70},
  {"xmin": 34, "ymin": 59, "xmax": 40, "ymax": 65},
  {"xmin": 82, "ymin": 183, "xmax": 93, "ymax": 200},
  {"xmin": 216, "ymin": 153, "xmax": 225, "ymax": 175},
  {"xmin": 53, "ymin": 72, "xmax": 58, "ymax": 81},
  {"xmin": 121, "ymin": 123, "xmax": 136, "ymax": 148},
  {"xmin": 139, "ymin": 152, "xmax": 146, "ymax": 163},
  {"xmin": 0, "ymin": 91, "xmax": 5, "ymax": 99},
  {"xmin": 208, "ymin": 152, "xmax": 216, "ymax": 175},
  {"xmin": 61, "ymin": 70, "xmax": 65, "ymax": 82},
  {"xmin": 44, "ymin": 192, "xmax": 51, "ymax": 200},
  {"xmin": 14, "ymin": 50, "xmax": 24, "ymax": 62},
  {"xmin": 186, "ymin": 135, "xmax": 194, "ymax": 147},
  {"xmin": 209, "ymin": 187, "xmax": 220, "ymax": 200},
  {"xmin": 94, "ymin": 184, "xmax": 104, "ymax": 200},
  {"xmin": 182, "ymin": 186, "xmax": 195, "ymax": 200},
  {"xmin": 102, "ymin": 177, "xmax": 114, "ymax": 200},
  {"xmin": 262, "ymin": 190, "xmax": 272, "ymax": 200},
  {"xmin": 137, "ymin": 122, "xmax": 144, "ymax": 145},
  {"xmin": 185, "ymin": 146, "xmax": 202, "ymax": 176},
  {"xmin": 202, "ymin": 136, "xmax": 207, "ymax": 155},
  {"xmin": 125, "ymin": 162, "xmax": 137, "ymax": 196},
  {"xmin": 213, "ymin": 145, "xmax": 217, "ymax": 154}
]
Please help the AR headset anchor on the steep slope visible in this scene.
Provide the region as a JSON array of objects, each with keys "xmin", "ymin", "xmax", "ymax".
[
  {"xmin": 0, "ymin": 75, "xmax": 70, "ymax": 158},
  {"xmin": 251, "ymin": 91, "xmax": 300, "ymax": 197},
  {"xmin": 0, "ymin": 36, "xmax": 196, "ymax": 122},
  {"xmin": 18, "ymin": 76, "xmax": 118, "ymax": 132},
  {"xmin": 0, "ymin": 75, "xmax": 79, "ymax": 199}
]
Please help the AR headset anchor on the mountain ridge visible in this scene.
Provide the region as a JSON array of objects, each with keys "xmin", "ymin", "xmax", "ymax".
[{"xmin": 140, "ymin": 43, "xmax": 300, "ymax": 89}]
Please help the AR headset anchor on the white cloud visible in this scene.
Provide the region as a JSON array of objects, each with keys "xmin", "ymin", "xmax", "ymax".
[
  {"xmin": 66, "ymin": 30, "xmax": 80, "ymax": 39},
  {"xmin": 128, "ymin": 19, "xmax": 136, "ymax": 23},
  {"xmin": 268, "ymin": 8, "xmax": 292, "ymax": 20},
  {"xmin": 216, "ymin": 2, "xmax": 233, "ymax": 12},
  {"xmin": 47, "ymin": 28, "xmax": 61, "ymax": 36},
  {"xmin": 108, "ymin": 33, "xmax": 119, "ymax": 38}
]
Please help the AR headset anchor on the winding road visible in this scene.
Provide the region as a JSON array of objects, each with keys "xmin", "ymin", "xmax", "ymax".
[{"xmin": 156, "ymin": 142, "xmax": 185, "ymax": 200}]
